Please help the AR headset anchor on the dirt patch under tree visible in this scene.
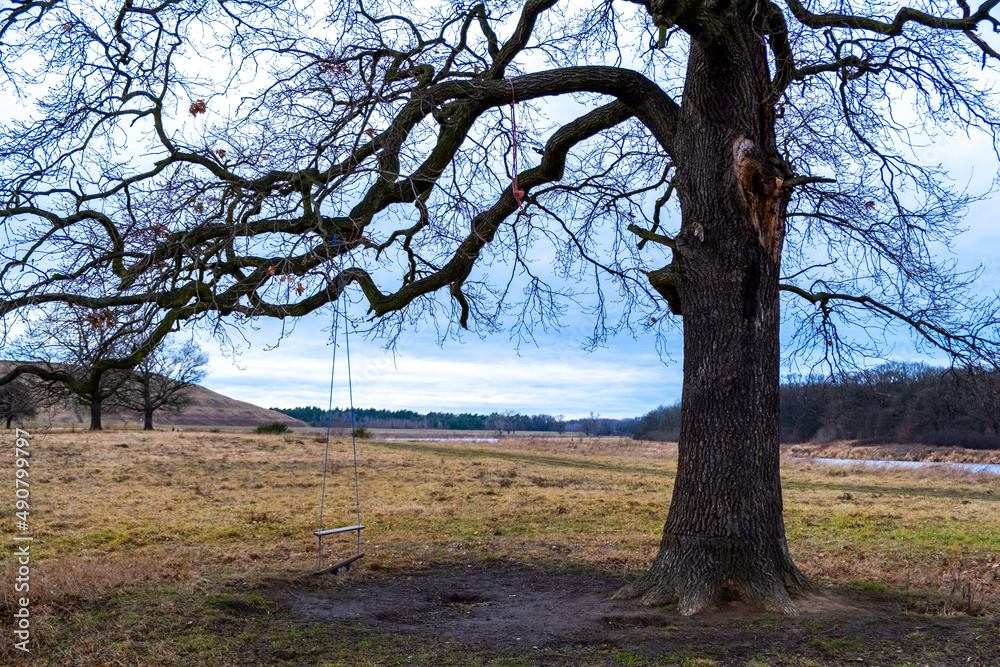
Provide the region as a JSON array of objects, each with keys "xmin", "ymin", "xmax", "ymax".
[{"xmin": 271, "ymin": 562, "xmax": 1000, "ymax": 665}]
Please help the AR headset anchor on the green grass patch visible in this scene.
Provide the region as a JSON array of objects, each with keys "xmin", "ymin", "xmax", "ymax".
[
  {"xmin": 847, "ymin": 581, "xmax": 887, "ymax": 592},
  {"xmin": 807, "ymin": 638, "xmax": 865, "ymax": 653}
]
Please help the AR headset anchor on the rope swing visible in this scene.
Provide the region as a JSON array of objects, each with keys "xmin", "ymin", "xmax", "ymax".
[{"xmin": 313, "ymin": 285, "xmax": 364, "ymax": 575}]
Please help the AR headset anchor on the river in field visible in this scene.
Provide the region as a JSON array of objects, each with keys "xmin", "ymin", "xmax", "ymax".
[
  {"xmin": 791, "ymin": 457, "xmax": 1000, "ymax": 476},
  {"xmin": 380, "ymin": 442, "xmax": 1000, "ymax": 473},
  {"xmin": 383, "ymin": 437, "xmax": 500, "ymax": 443}
]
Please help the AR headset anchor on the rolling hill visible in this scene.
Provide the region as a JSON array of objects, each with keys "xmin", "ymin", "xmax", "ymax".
[{"xmin": 1, "ymin": 361, "xmax": 307, "ymax": 428}]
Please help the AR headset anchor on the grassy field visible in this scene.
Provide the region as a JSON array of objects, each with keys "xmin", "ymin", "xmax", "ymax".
[{"xmin": 1, "ymin": 429, "xmax": 999, "ymax": 666}]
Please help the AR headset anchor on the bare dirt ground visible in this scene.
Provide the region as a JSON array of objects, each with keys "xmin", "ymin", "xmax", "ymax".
[
  {"xmin": 283, "ymin": 563, "xmax": 631, "ymax": 649},
  {"xmin": 273, "ymin": 561, "xmax": 1000, "ymax": 665}
]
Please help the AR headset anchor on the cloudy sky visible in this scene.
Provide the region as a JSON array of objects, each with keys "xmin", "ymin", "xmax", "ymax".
[
  {"xmin": 199, "ymin": 314, "xmax": 682, "ymax": 419},
  {"xmin": 198, "ymin": 126, "xmax": 999, "ymax": 420}
]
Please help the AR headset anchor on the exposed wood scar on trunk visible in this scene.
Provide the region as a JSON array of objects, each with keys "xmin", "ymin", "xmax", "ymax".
[{"xmin": 733, "ymin": 136, "xmax": 786, "ymax": 261}]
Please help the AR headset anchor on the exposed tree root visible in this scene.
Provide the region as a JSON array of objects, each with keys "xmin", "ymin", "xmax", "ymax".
[{"xmin": 613, "ymin": 534, "xmax": 816, "ymax": 616}]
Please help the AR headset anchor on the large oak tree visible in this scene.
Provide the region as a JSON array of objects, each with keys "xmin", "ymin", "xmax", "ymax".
[{"xmin": 2, "ymin": 0, "xmax": 1000, "ymax": 613}]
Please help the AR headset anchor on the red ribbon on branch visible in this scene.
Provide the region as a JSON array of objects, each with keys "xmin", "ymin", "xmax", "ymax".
[{"xmin": 509, "ymin": 80, "xmax": 525, "ymax": 212}]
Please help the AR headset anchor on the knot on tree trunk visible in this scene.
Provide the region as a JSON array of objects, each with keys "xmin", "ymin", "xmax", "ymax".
[{"xmin": 647, "ymin": 263, "xmax": 684, "ymax": 315}]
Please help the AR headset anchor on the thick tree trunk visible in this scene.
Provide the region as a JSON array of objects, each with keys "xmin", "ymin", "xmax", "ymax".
[
  {"xmin": 616, "ymin": 10, "xmax": 814, "ymax": 614},
  {"xmin": 89, "ymin": 396, "xmax": 103, "ymax": 431}
]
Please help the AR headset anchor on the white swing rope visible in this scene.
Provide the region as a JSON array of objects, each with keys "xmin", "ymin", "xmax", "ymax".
[
  {"xmin": 315, "ymin": 283, "xmax": 363, "ymax": 572},
  {"xmin": 344, "ymin": 293, "xmax": 363, "ymax": 555}
]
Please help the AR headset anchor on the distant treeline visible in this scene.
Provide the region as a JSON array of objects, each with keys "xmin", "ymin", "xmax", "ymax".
[
  {"xmin": 634, "ymin": 363, "xmax": 1000, "ymax": 449},
  {"xmin": 779, "ymin": 363, "xmax": 1000, "ymax": 448},
  {"xmin": 273, "ymin": 406, "xmax": 561, "ymax": 432},
  {"xmin": 272, "ymin": 405, "xmax": 639, "ymax": 435}
]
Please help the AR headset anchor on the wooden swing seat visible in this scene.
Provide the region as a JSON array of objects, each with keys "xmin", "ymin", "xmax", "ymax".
[
  {"xmin": 313, "ymin": 552, "xmax": 365, "ymax": 575},
  {"xmin": 314, "ymin": 524, "xmax": 364, "ymax": 537}
]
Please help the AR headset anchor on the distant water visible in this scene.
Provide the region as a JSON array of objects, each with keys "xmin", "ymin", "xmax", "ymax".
[
  {"xmin": 791, "ymin": 457, "xmax": 1000, "ymax": 476},
  {"xmin": 383, "ymin": 437, "xmax": 500, "ymax": 443}
]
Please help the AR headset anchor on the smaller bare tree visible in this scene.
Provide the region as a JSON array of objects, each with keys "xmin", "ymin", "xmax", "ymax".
[
  {"xmin": 0, "ymin": 375, "xmax": 41, "ymax": 428},
  {"xmin": 2, "ymin": 305, "xmax": 155, "ymax": 430},
  {"xmin": 580, "ymin": 412, "xmax": 601, "ymax": 437},
  {"xmin": 116, "ymin": 340, "xmax": 208, "ymax": 431}
]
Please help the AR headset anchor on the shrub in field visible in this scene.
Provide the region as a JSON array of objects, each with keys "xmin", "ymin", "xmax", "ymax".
[
  {"xmin": 633, "ymin": 403, "xmax": 681, "ymax": 442},
  {"xmin": 255, "ymin": 422, "xmax": 289, "ymax": 434},
  {"xmin": 352, "ymin": 426, "xmax": 371, "ymax": 439}
]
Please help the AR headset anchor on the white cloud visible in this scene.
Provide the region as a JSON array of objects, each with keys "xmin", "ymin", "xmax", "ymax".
[{"xmin": 200, "ymin": 316, "xmax": 683, "ymax": 419}]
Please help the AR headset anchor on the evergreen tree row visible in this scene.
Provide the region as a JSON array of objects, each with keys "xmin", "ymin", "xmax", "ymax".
[{"xmin": 271, "ymin": 406, "xmax": 570, "ymax": 432}]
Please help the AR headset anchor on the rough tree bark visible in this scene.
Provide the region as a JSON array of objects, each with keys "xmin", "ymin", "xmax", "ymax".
[{"xmin": 616, "ymin": 11, "xmax": 814, "ymax": 614}]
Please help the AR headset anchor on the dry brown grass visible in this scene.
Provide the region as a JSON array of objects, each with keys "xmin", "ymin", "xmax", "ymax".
[
  {"xmin": 0, "ymin": 550, "xmax": 198, "ymax": 609},
  {"xmin": 780, "ymin": 456, "xmax": 1000, "ymax": 612},
  {"xmin": 787, "ymin": 440, "xmax": 1000, "ymax": 464},
  {"xmin": 1, "ymin": 428, "xmax": 998, "ymax": 618}
]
